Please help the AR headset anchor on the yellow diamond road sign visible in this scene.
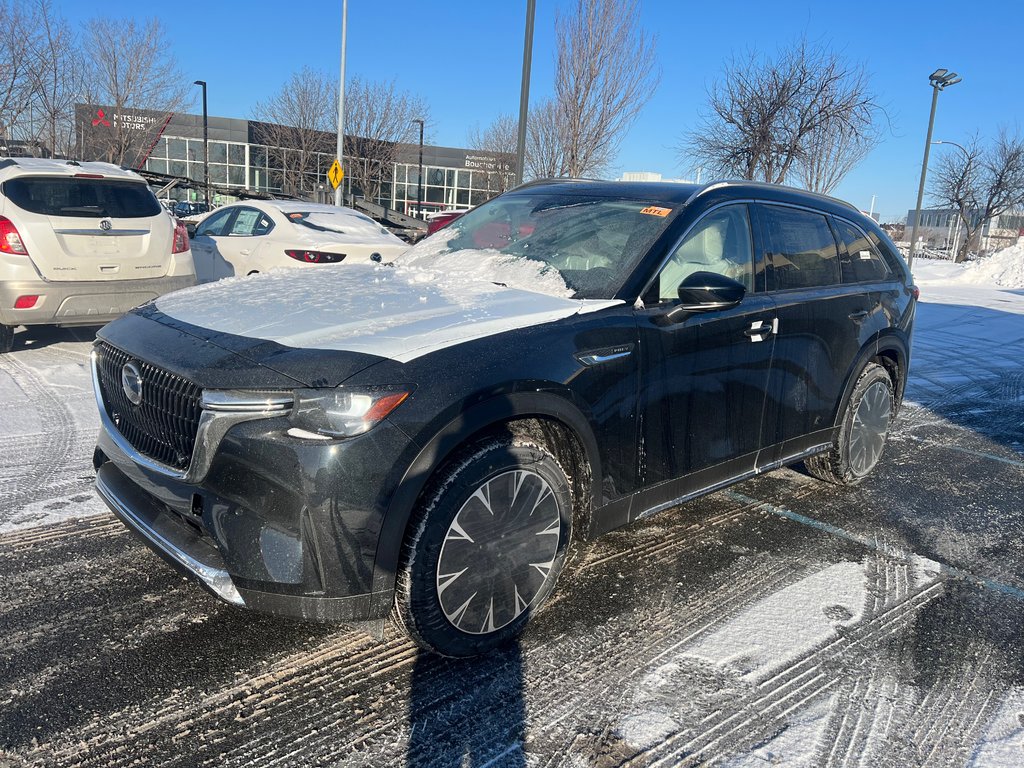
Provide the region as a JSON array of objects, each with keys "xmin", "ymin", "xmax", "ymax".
[{"xmin": 328, "ymin": 159, "xmax": 344, "ymax": 189}]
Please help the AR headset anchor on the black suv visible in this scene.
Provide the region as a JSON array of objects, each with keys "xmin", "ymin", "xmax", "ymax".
[{"xmin": 91, "ymin": 180, "xmax": 916, "ymax": 656}]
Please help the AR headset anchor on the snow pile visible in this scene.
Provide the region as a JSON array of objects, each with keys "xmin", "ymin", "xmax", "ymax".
[
  {"xmin": 913, "ymin": 243, "xmax": 1024, "ymax": 289},
  {"xmin": 960, "ymin": 242, "xmax": 1024, "ymax": 288},
  {"xmin": 398, "ymin": 230, "xmax": 573, "ymax": 299}
]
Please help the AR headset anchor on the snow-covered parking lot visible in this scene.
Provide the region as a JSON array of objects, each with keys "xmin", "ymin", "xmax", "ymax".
[{"xmin": 1, "ymin": 256, "xmax": 1023, "ymax": 767}]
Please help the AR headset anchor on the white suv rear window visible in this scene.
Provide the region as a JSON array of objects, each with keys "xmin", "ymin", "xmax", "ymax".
[{"xmin": 3, "ymin": 177, "xmax": 162, "ymax": 218}]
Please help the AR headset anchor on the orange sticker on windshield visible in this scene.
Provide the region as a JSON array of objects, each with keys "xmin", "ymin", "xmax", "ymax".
[{"xmin": 640, "ymin": 206, "xmax": 671, "ymax": 217}]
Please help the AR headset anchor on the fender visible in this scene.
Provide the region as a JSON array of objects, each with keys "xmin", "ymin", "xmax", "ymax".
[
  {"xmin": 368, "ymin": 389, "xmax": 604, "ymax": 598},
  {"xmin": 831, "ymin": 329, "xmax": 909, "ymax": 428}
]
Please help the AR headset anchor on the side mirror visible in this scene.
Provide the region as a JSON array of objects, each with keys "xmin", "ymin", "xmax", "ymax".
[
  {"xmin": 677, "ymin": 271, "xmax": 746, "ymax": 310},
  {"xmin": 185, "ymin": 223, "xmax": 197, "ymax": 237},
  {"xmin": 661, "ymin": 271, "xmax": 746, "ymax": 323}
]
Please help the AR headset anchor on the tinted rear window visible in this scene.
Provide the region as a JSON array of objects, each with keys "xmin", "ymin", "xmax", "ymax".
[{"xmin": 3, "ymin": 177, "xmax": 162, "ymax": 218}]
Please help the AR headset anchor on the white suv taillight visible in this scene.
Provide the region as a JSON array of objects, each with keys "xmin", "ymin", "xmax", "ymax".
[
  {"xmin": 0, "ymin": 215, "xmax": 28, "ymax": 255},
  {"xmin": 172, "ymin": 221, "xmax": 190, "ymax": 254}
]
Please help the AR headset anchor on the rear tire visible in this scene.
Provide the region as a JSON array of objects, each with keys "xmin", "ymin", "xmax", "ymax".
[
  {"xmin": 0, "ymin": 323, "xmax": 13, "ymax": 354},
  {"xmin": 806, "ymin": 362, "xmax": 894, "ymax": 486},
  {"xmin": 396, "ymin": 435, "xmax": 573, "ymax": 657}
]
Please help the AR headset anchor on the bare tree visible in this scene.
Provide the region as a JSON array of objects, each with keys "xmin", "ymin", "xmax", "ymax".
[
  {"xmin": 930, "ymin": 131, "xmax": 1024, "ymax": 262},
  {"xmin": 252, "ymin": 66, "xmax": 335, "ymax": 194},
  {"xmin": 526, "ymin": 99, "xmax": 564, "ymax": 179},
  {"xmin": 81, "ymin": 17, "xmax": 190, "ymax": 165},
  {"xmin": 553, "ymin": 0, "xmax": 658, "ymax": 177},
  {"xmin": 27, "ymin": 0, "xmax": 81, "ymax": 158},
  {"xmin": 796, "ymin": 115, "xmax": 881, "ymax": 194},
  {"xmin": 685, "ymin": 39, "xmax": 881, "ymax": 188},
  {"xmin": 467, "ymin": 113, "xmax": 517, "ymax": 195},
  {"xmin": 0, "ymin": 1, "xmax": 39, "ymax": 145},
  {"xmin": 343, "ymin": 77, "xmax": 429, "ymax": 203}
]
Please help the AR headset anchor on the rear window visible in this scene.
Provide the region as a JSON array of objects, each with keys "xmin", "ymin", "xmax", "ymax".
[{"xmin": 2, "ymin": 177, "xmax": 162, "ymax": 218}]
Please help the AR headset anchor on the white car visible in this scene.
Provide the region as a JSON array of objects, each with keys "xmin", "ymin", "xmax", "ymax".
[
  {"xmin": 187, "ymin": 200, "xmax": 408, "ymax": 283},
  {"xmin": 0, "ymin": 157, "xmax": 195, "ymax": 353}
]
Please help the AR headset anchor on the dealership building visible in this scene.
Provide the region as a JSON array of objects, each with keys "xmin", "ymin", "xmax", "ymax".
[{"xmin": 74, "ymin": 104, "xmax": 512, "ymax": 215}]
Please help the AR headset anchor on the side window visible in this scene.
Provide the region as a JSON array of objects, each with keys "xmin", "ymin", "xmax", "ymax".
[
  {"xmin": 254, "ymin": 213, "xmax": 274, "ymax": 236},
  {"xmin": 762, "ymin": 205, "xmax": 840, "ymax": 290},
  {"xmin": 195, "ymin": 208, "xmax": 233, "ymax": 237},
  {"xmin": 834, "ymin": 219, "xmax": 891, "ymax": 283},
  {"xmin": 229, "ymin": 208, "xmax": 261, "ymax": 236},
  {"xmin": 657, "ymin": 205, "xmax": 754, "ymax": 301}
]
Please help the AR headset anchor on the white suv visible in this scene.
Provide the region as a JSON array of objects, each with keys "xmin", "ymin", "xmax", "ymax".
[{"xmin": 0, "ymin": 158, "xmax": 196, "ymax": 352}]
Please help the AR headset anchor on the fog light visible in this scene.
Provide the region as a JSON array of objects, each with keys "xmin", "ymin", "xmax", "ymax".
[{"xmin": 14, "ymin": 295, "xmax": 38, "ymax": 309}]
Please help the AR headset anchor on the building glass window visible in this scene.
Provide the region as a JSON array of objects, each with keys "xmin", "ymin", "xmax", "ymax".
[
  {"xmin": 210, "ymin": 164, "xmax": 228, "ymax": 184},
  {"xmin": 229, "ymin": 143, "xmax": 245, "ymax": 165},
  {"xmin": 209, "ymin": 142, "xmax": 227, "ymax": 164},
  {"xmin": 168, "ymin": 138, "xmax": 187, "ymax": 161},
  {"xmin": 228, "ymin": 165, "xmax": 245, "ymax": 186},
  {"xmin": 169, "ymin": 159, "xmax": 187, "ymax": 177}
]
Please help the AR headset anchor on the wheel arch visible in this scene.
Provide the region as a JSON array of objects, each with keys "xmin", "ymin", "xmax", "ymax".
[
  {"xmin": 370, "ymin": 390, "xmax": 602, "ymax": 596},
  {"xmin": 833, "ymin": 330, "xmax": 909, "ymax": 428}
]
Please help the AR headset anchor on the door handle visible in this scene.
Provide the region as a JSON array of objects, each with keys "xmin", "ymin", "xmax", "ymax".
[
  {"xmin": 744, "ymin": 318, "xmax": 778, "ymax": 342},
  {"xmin": 848, "ymin": 310, "xmax": 869, "ymax": 322}
]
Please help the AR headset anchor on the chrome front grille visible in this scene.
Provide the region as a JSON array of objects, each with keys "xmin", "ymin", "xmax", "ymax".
[{"xmin": 94, "ymin": 341, "xmax": 202, "ymax": 471}]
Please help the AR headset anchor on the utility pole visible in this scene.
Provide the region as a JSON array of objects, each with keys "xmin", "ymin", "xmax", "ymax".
[
  {"xmin": 193, "ymin": 80, "xmax": 209, "ymax": 207},
  {"xmin": 412, "ymin": 119, "xmax": 424, "ymax": 217},
  {"xmin": 514, "ymin": 0, "xmax": 536, "ymax": 186},
  {"xmin": 334, "ymin": 0, "xmax": 348, "ymax": 206}
]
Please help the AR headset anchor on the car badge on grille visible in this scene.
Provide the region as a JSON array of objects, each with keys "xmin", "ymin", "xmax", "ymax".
[
  {"xmin": 99, "ymin": 218, "xmax": 113, "ymax": 232},
  {"xmin": 121, "ymin": 362, "xmax": 143, "ymax": 405}
]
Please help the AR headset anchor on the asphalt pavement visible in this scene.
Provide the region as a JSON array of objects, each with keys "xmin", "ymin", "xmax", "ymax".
[{"xmin": 0, "ymin": 292, "xmax": 1022, "ymax": 767}]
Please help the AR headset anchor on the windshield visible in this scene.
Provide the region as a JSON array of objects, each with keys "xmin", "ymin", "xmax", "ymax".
[{"xmin": 399, "ymin": 191, "xmax": 678, "ymax": 299}]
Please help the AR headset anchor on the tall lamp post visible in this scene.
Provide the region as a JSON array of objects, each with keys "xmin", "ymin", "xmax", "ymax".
[
  {"xmin": 932, "ymin": 139, "xmax": 971, "ymax": 255},
  {"xmin": 412, "ymin": 118, "xmax": 424, "ymax": 218},
  {"xmin": 907, "ymin": 68, "xmax": 961, "ymax": 269},
  {"xmin": 193, "ymin": 80, "xmax": 210, "ymax": 208}
]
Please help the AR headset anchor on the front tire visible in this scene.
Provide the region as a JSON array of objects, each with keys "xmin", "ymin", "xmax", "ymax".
[
  {"xmin": 396, "ymin": 435, "xmax": 573, "ymax": 656},
  {"xmin": 806, "ymin": 362, "xmax": 895, "ymax": 485}
]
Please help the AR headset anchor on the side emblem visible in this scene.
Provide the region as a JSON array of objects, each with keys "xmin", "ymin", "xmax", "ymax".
[{"xmin": 121, "ymin": 362, "xmax": 143, "ymax": 405}]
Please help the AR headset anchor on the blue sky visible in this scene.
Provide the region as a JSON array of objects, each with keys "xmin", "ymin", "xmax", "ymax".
[{"xmin": 60, "ymin": 0, "xmax": 1020, "ymax": 222}]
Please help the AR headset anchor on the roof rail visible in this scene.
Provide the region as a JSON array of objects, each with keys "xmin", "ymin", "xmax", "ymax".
[
  {"xmin": 685, "ymin": 178, "xmax": 860, "ymax": 212},
  {"xmin": 0, "ymin": 158, "xmax": 17, "ymax": 170}
]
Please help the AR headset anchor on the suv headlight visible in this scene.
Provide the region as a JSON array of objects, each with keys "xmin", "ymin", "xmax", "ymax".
[{"xmin": 289, "ymin": 386, "xmax": 412, "ymax": 439}]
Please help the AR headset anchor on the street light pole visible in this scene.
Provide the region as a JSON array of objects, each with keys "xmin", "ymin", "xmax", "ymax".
[
  {"xmin": 193, "ymin": 80, "xmax": 209, "ymax": 208},
  {"xmin": 335, "ymin": 0, "xmax": 348, "ymax": 207},
  {"xmin": 908, "ymin": 69, "xmax": 961, "ymax": 270},
  {"xmin": 515, "ymin": 0, "xmax": 536, "ymax": 186},
  {"xmin": 411, "ymin": 119, "xmax": 424, "ymax": 217}
]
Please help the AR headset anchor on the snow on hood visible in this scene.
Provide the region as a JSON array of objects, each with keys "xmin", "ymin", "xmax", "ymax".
[{"xmin": 154, "ymin": 262, "xmax": 620, "ymax": 363}]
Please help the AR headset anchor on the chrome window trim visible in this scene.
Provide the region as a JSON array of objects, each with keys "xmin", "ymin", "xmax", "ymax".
[{"xmin": 91, "ymin": 350, "xmax": 293, "ymax": 483}]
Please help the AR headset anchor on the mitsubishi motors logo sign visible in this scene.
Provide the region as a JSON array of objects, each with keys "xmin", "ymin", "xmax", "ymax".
[{"xmin": 92, "ymin": 109, "xmax": 111, "ymax": 127}]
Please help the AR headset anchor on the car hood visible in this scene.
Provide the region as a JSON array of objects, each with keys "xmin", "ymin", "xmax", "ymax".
[{"xmin": 152, "ymin": 264, "xmax": 621, "ymax": 364}]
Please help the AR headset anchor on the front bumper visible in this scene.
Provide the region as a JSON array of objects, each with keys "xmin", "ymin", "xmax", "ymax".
[
  {"xmin": 0, "ymin": 274, "xmax": 196, "ymax": 327},
  {"xmin": 91, "ymin": 342, "xmax": 419, "ymax": 622}
]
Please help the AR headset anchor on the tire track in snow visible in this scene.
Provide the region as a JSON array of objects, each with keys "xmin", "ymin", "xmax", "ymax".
[{"xmin": 0, "ymin": 355, "xmax": 87, "ymax": 513}]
